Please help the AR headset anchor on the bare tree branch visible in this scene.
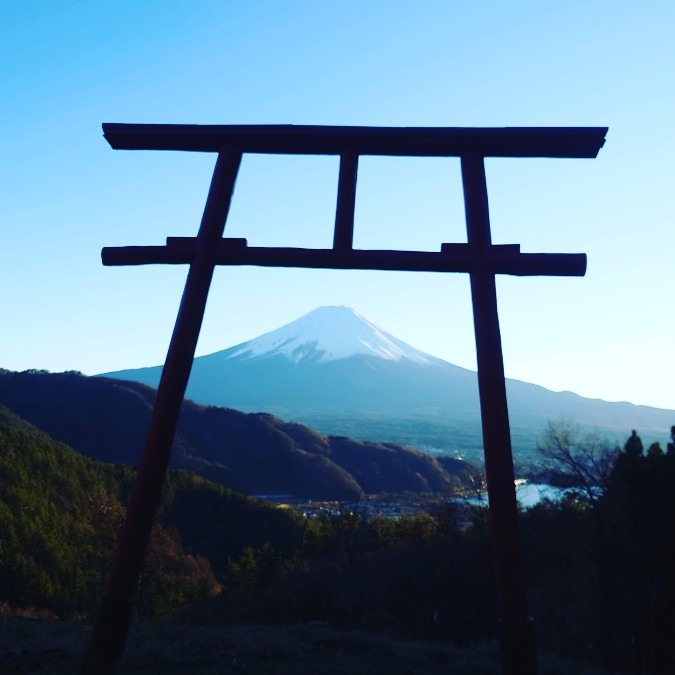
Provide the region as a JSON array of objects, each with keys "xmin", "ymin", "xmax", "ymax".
[{"xmin": 537, "ymin": 420, "xmax": 618, "ymax": 505}]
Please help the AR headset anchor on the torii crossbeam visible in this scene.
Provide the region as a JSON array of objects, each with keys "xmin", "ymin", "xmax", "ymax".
[{"xmin": 84, "ymin": 124, "xmax": 607, "ymax": 675}]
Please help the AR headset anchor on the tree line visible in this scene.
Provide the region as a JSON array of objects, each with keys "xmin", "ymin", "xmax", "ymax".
[{"xmin": 184, "ymin": 423, "xmax": 675, "ymax": 674}]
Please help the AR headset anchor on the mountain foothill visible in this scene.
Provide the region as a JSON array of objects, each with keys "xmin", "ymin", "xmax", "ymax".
[
  {"xmin": 0, "ymin": 398, "xmax": 312, "ymax": 621},
  {"xmin": 0, "ymin": 368, "xmax": 471, "ymax": 501}
]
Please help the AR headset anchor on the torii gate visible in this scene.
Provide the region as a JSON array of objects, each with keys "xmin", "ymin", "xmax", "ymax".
[{"xmin": 83, "ymin": 124, "xmax": 607, "ymax": 675}]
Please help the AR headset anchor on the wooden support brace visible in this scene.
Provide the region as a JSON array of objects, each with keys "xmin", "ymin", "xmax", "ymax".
[{"xmin": 102, "ymin": 241, "xmax": 586, "ymax": 277}]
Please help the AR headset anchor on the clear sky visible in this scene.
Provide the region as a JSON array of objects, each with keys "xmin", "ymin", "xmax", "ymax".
[{"xmin": 1, "ymin": 1, "xmax": 674, "ymax": 410}]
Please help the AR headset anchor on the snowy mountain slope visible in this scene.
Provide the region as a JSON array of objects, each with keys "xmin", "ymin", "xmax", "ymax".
[
  {"xmin": 102, "ymin": 306, "xmax": 478, "ymax": 416},
  {"xmin": 101, "ymin": 306, "xmax": 675, "ymax": 461},
  {"xmin": 225, "ymin": 306, "xmax": 434, "ymax": 365}
]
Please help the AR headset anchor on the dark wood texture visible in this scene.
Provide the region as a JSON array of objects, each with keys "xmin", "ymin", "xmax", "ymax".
[
  {"xmin": 333, "ymin": 153, "xmax": 358, "ymax": 250},
  {"xmin": 102, "ymin": 241, "xmax": 586, "ymax": 277},
  {"xmin": 461, "ymin": 152, "xmax": 536, "ymax": 674},
  {"xmin": 103, "ymin": 123, "xmax": 607, "ymax": 158},
  {"xmin": 84, "ymin": 147, "xmax": 242, "ymax": 674}
]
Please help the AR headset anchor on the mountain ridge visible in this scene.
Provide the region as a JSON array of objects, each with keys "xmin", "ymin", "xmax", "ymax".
[
  {"xmin": 0, "ymin": 368, "xmax": 473, "ymax": 499},
  {"xmin": 100, "ymin": 307, "xmax": 675, "ymax": 460}
]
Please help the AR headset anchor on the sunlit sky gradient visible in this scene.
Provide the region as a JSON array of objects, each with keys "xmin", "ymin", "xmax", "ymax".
[{"xmin": 1, "ymin": 1, "xmax": 674, "ymax": 410}]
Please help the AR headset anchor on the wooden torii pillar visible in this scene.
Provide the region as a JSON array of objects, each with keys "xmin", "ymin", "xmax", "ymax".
[{"xmin": 83, "ymin": 124, "xmax": 607, "ymax": 674}]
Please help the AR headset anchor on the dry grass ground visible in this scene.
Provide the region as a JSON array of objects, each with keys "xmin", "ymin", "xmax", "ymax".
[{"xmin": 0, "ymin": 617, "xmax": 604, "ymax": 674}]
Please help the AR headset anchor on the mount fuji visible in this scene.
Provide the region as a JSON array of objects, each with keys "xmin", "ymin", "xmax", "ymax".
[
  {"xmin": 101, "ymin": 306, "xmax": 675, "ymax": 462},
  {"xmin": 225, "ymin": 306, "xmax": 434, "ymax": 366}
]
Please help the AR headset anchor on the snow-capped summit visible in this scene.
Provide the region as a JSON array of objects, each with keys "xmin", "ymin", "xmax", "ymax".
[{"xmin": 226, "ymin": 306, "xmax": 433, "ymax": 365}]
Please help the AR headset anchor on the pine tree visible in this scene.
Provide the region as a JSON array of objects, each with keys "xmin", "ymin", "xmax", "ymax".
[{"xmin": 624, "ymin": 429, "xmax": 644, "ymax": 457}]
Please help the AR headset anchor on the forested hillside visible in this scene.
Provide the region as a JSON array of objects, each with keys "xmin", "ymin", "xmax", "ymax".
[
  {"xmin": 0, "ymin": 403, "xmax": 304, "ymax": 620},
  {"xmin": 0, "ymin": 369, "xmax": 473, "ymax": 499}
]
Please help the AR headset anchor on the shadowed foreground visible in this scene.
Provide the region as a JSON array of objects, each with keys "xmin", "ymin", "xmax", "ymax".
[{"xmin": 0, "ymin": 619, "xmax": 606, "ymax": 674}]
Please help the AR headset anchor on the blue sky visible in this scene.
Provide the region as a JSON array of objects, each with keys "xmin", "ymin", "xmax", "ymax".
[{"xmin": 1, "ymin": 1, "xmax": 674, "ymax": 411}]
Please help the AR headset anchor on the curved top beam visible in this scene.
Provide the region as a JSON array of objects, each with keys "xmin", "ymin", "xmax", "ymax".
[{"xmin": 102, "ymin": 123, "xmax": 607, "ymax": 158}]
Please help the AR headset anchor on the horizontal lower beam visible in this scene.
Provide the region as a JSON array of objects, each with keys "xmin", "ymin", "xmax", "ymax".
[
  {"xmin": 102, "ymin": 123, "xmax": 607, "ymax": 158},
  {"xmin": 101, "ymin": 243, "xmax": 586, "ymax": 276}
]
